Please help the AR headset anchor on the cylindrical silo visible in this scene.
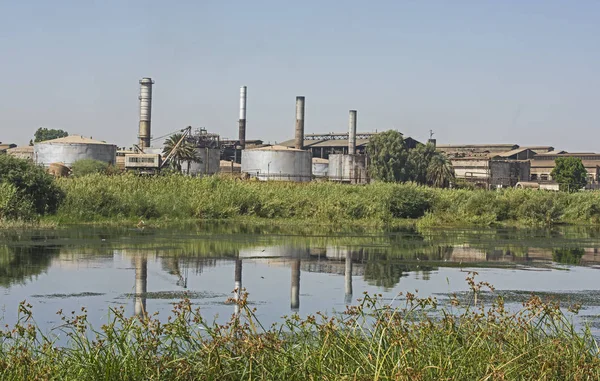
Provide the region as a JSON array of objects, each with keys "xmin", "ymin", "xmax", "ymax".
[
  {"xmin": 34, "ymin": 135, "xmax": 117, "ymax": 167},
  {"xmin": 241, "ymin": 145, "xmax": 312, "ymax": 182},
  {"xmin": 183, "ymin": 148, "xmax": 221, "ymax": 176},
  {"xmin": 294, "ymin": 96, "xmax": 305, "ymax": 150},
  {"xmin": 138, "ymin": 77, "xmax": 154, "ymax": 149}
]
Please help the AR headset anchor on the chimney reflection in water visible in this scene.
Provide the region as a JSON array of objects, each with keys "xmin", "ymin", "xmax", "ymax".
[
  {"xmin": 234, "ymin": 258, "xmax": 242, "ymax": 316},
  {"xmin": 291, "ymin": 259, "xmax": 301, "ymax": 311},
  {"xmin": 345, "ymin": 251, "xmax": 353, "ymax": 305},
  {"xmin": 134, "ymin": 256, "xmax": 148, "ymax": 317}
]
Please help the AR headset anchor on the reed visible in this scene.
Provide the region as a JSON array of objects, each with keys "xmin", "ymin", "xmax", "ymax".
[
  {"xmin": 51, "ymin": 174, "xmax": 600, "ymax": 227},
  {"xmin": 0, "ymin": 274, "xmax": 598, "ymax": 380}
]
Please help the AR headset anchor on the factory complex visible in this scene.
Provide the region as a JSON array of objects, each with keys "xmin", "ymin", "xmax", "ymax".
[{"xmin": 2, "ymin": 77, "xmax": 597, "ymax": 189}]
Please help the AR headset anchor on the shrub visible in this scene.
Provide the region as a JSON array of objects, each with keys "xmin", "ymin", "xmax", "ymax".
[
  {"xmin": 0, "ymin": 155, "xmax": 63, "ymax": 217},
  {"xmin": 70, "ymin": 159, "xmax": 110, "ymax": 177}
]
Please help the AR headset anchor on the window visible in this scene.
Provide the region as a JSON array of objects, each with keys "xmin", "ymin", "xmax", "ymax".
[
  {"xmin": 540, "ymin": 174, "xmax": 548, "ymax": 181},
  {"xmin": 531, "ymin": 174, "xmax": 538, "ymax": 180}
]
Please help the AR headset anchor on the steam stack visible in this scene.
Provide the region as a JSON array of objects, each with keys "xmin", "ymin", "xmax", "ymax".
[
  {"xmin": 294, "ymin": 96, "xmax": 305, "ymax": 150},
  {"xmin": 138, "ymin": 77, "xmax": 154, "ymax": 149},
  {"xmin": 348, "ymin": 110, "xmax": 357, "ymax": 155},
  {"xmin": 238, "ymin": 86, "xmax": 247, "ymax": 149}
]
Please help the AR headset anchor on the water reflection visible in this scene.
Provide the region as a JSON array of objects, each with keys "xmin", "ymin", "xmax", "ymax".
[
  {"xmin": 2, "ymin": 224, "xmax": 600, "ymax": 329},
  {"xmin": 134, "ymin": 256, "xmax": 147, "ymax": 317}
]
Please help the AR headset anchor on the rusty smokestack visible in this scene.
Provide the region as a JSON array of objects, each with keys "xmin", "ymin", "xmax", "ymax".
[
  {"xmin": 295, "ymin": 96, "xmax": 305, "ymax": 150},
  {"xmin": 348, "ymin": 110, "xmax": 357, "ymax": 155},
  {"xmin": 138, "ymin": 77, "xmax": 154, "ymax": 149},
  {"xmin": 238, "ymin": 86, "xmax": 247, "ymax": 149}
]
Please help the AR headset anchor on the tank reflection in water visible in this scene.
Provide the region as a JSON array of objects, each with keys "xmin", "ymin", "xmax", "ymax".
[{"xmin": 1, "ymin": 225, "xmax": 600, "ymax": 334}]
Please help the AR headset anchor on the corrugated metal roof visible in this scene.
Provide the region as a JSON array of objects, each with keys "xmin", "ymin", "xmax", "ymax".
[
  {"xmin": 247, "ymin": 145, "xmax": 305, "ymax": 152},
  {"xmin": 531, "ymin": 160, "xmax": 600, "ymax": 168},
  {"xmin": 38, "ymin": 135, "xmax": 114, "ymax": 145},
  {"xmin": 494, "ymin": 148, "xmax": 535, "ymax": 157},
  {"xmin": 7, "ymin": 146, "xmax": 33, "ymax": 153}
]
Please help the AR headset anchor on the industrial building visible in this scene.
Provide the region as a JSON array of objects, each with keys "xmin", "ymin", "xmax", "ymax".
[
  {"xmin": 530, "ymin": 152, "xmax": 600, "ymax": 184},
  {"xmin": 279, "ymin": 133, "xmax": 420, "ymax": 159}
]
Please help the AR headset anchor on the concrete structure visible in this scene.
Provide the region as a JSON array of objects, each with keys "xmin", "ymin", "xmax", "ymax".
[
  {"xmin": 220, "ymin": 160, "xmax": 241, "ymax": 173},
  {"xmin": 451, "ymin": 158, "xmax": 530, "ymax": 188},
  {"xmin": 280, "ymin": 132, "xmax": 420, "ymax": 159},
  {"xmin": 294, "ymin": 96, "xmax": 305, "ymax": 150},
  {"xmin": 238, "ymin": 86, "xmax": 247, "ymax": 149},
  {"xmin": 124, "ymin": 153, "xmax": 161, "ymax": 173},
  {"xmin": 6, "ymin": 146, "xmax": 34, "ymax": 160},
  {"xmin": 530, "ymin": 153, "xmax": 600, "ymax": 184},
  {"xmin": 241, "ymin": 145, "xmax": 312, "ymax": 182},
  {"xmin": 138, "ymin": 77, "xmax": 154, "ymax": 150},
  {"xmin": 183, "ymin": 148, "xmax": 220, "ymax": 176},
  {"xmin": 328, "ymin": 154, "xmax": 369, "ymax": 184},
  {"xmin": 34, "ymin": 135, "xmax": 117, "ymax": 167},
  {"xmin": 312, "ymin": 157, "xmax": 329, "ymax": 178}
]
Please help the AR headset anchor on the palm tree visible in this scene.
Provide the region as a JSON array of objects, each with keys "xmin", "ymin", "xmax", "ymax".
[
  {"xmin": 427, "ymin": 154, "xmax": 455, "ymax": 188},
  {"xmin": 163, "ymin": 134, "xmax": 200, "ymax": 173}
]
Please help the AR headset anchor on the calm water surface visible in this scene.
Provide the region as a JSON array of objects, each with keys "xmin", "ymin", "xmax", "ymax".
[{"xmin": 2, "ymin": 223, "xmax": 600, "ymax": 333}]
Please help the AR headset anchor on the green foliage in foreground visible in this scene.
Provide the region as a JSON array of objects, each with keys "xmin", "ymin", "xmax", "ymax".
[
  {"xmin": 70, "ymin": 159, "xmax": 109, "ymax": 177},
  {"xmin": 0, "ymin": 155, "xmax": 63, "ymax": 220},
  {"xmin": 551, "ymin": 157, "xmax": 588, "ymax": 192},
  {"xmin": 53, "ymin": 174, "xmax": 600, "ymax": 227},
  {"xmin": 0, "ymin": 275, "xmax": 599, "ymax": 380}
]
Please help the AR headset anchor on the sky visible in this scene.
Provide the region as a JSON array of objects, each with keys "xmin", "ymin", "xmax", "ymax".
[{"xmin": 0, "ymin": 0, "xmax": 598, "ymax": 151}]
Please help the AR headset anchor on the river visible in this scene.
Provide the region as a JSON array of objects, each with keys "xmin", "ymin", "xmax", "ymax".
[{"xmin": 1, "ymin": 223, "xmax": 600, "ymax": 334}]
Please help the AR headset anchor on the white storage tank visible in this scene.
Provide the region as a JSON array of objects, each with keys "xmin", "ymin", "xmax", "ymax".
[
  {"xmin": 34, "ymin": 135, "xmax": 117, "ymax": 167},
  {"xmin": 328, "ymin": 154, "xmax": 369, "ymax": 184},
  {"xmin": 183, "ymin": 148, "xmax": 220, "ymax": 176},
  {"xmin": 241, "ymin": 145, "xmax": 312, "ymax": 182},
  {"xmin": 312, "ymin": 157, "xmax": 329, "ymax": 179}
]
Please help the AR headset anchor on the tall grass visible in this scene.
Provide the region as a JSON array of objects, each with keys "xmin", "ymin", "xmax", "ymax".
[
  {"xmin": 0, "ymin": 274, "xmax": 598, "ymax": 380},
  {"xmin": 52, "ymin": 174, "xmax": 600, "ymax": 227}
]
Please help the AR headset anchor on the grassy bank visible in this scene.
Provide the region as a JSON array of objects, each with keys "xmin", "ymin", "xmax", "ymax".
[
  {"xmin": 47, "ymin": 174, "xmax": 600, "ymax": 227},
  {"xmin": 1, "ymin": 275, "xmax": 599, "ymax": 380}
]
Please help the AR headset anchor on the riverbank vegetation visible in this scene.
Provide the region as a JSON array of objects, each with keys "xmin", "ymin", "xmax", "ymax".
[
  {"xmin": 0, "ymin": 275, "xmax": 598, "ymax": 380},
  {"xmin": 50, "ymin": 174, "xmax": 600, "ymax": 227},
  {"xmin": 2, "ymin": 154, "xmax": 600, "ymax": 227}
]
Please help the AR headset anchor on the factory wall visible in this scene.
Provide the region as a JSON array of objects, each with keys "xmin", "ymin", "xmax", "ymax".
[{"xmin": 183, "ymin": 148, "xmax": 220, "ymax": 176}]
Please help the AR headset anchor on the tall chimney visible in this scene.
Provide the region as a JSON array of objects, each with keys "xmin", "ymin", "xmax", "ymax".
[
  {"xmin": 295, "ymin": 96, "xmax": 305, "ymax": 150},
  {"xmin": 238, "ymin": 86, "xmax": 247, "ymax": 149},
  {"xmin": 348, "ymin": 110, "xmax": 357, "ymax": 155},
  {"xmin": 138, "ymin": 77, "xmax": 154, "ymax": 149}
]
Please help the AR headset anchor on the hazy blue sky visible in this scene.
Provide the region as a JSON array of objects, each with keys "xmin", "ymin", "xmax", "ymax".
[{"xmin": 1, "ymin": 1, "xmax": 598, "ymax": 151}]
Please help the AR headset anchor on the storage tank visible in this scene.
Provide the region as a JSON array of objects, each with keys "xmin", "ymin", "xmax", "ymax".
[
  {"xmin": 183, "ymin": 148, "xmax": 220, "ymax": 176},
  {"xmin": 312, "ymin": 157, "xmax": 329, "ymax": 179},
  {"xmin": 34, "ymin": 135, "xmax": 117, "ymax": 167},
  {"xmin": 328, "ymin": 154, "xmax": 368, "ymax": 184},
  {"xmin": 241, "ymin": 145, "xmax": 312, "ymax": 182}
]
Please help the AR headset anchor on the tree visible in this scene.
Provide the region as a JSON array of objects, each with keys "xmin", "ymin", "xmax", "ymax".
[
  {"xmin": 34, "ymin": 128, "xmax": 68, "ymax": 143},
  {"xmin": 406, "ymin": 143, "xmax": 438, "ymax": 184},
  {"xmin": 427, "ymin": 154, "xmax": 455, "ymax": 188},
  {"xmin": 551, "ymin": 157, "xmax": 587, "ymax": 192},
  {"xmin": 162, "ymin": 134, "xmax": 200, "ymax": 173},
  {"xmin": 366, "ymin": 130, "xmax": 410, "ymax": 182}
]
